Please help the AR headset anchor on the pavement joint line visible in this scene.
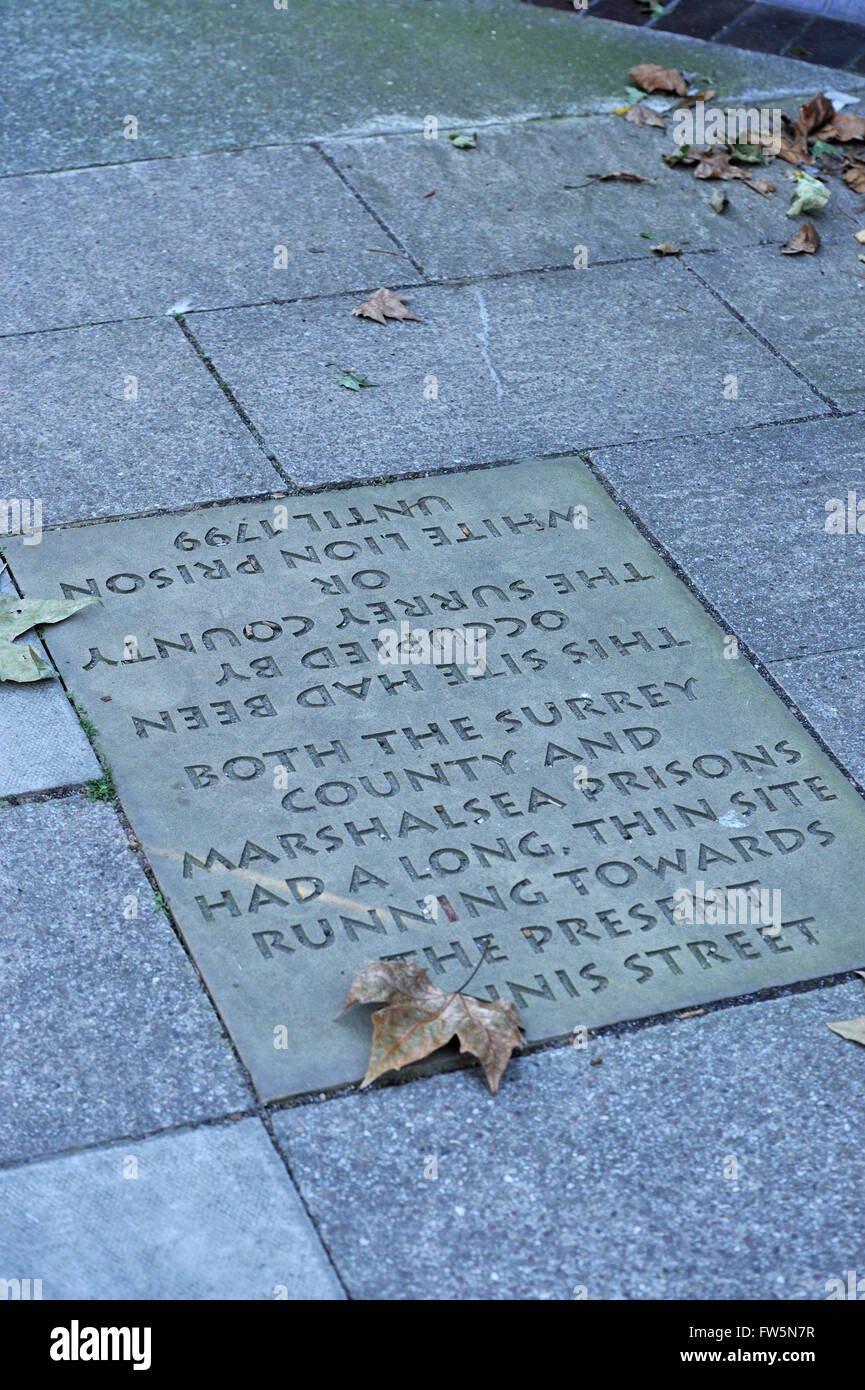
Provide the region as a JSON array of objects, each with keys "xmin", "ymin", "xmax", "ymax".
[
  {"xmin": 578, "ymin": 444, "xmax": 865, "ymax": 802},
  {"xmin": 312, "ymin": 141, "xmax": 428, "ymax": 280},
  {"xmin": 3, "ymin": 406, "xmax": 848, "ymax": 545},
  {"xmin": 171, "ymin": 313, "xmax": 294, "ymax": 489},
  {"xmin": 771, "ymin": 642, "xmax": 865, "ymax": 664},
  {"xmin": 0, "ymin": 1111, "xmax": 261, "ymax": 1177},
  {"xmin": 0, "ymin": 242, "xmax": 841, "ymax": 344},
  {"xmin": 683, "ymin": 257, "xmax": 845, "ymax": 415},
  {"xmin": 11, "ymin": 89, "xmax": 865, "ymax": 180}
]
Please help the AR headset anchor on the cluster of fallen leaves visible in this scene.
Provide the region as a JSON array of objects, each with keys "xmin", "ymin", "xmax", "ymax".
[
  {"xmin": 0, "ymin": 591, "xmax": 97, "ymax": 683},
  {"xmin": 615, "ymin": 63, "xmax": 865, "ymax": 259},
  {"xmin": 343, "ymin": 956, "xmax": 524, "ymax": 1092}
]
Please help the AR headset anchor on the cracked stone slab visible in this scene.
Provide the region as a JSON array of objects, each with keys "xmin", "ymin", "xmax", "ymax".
[
  {"xmin": 322, "ymin": 115, "xmax": 854, "ymax": 281},
  {"xmin": 2, "ymin": 0, "xmax": 858, "ymax": 175},
  {"xmin": 272, "ymin": 981, "xmax": 865, "ymax": 1300},
  {"xmin": 0, "ymin": 568, "xmax": 100, "ymax": 795},
  {"xmin": 5, "ymin": 457, "xmax": 865, "ymax": 1102},
  {"xmin": 0, "ymin": 1117, "xmax": 343, "ymax": 1299},
  {"xmin": 0, "ymin": 317, "xmax": 279, "ymax": 524},
  {"xmin": 687, "ymin": 242, "xmax": 865, "ymax": 411},
  {"xmin": 588, "ymin": 415, "xmax": 865, "ymax": 666},
  {"xmin": 189, "ymin": 262, "xmax": 824, "ymax": 486},
  {"xmin": 0, "ymin": 795, "xmax": 251, "ymax": 1165},
  {"xmin": 1, "ymin": 146, "xmax": 392, "ymax": 334}
]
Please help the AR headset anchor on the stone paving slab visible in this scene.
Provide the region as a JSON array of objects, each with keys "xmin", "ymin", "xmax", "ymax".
[
  {"xmin": 1, "ymin": 146, "xmax": 391, "ymax": 335},
  {"xmin": 2, "ymin": 0, "xmax": 857, "ymax": 176},
  {"xmin": 323, "ymin": 116, "xmax": 854, "ymax": 281},
  {"xmin": 687, "ymin": 242, "xmax": 865, "ymax": 412},
  {"xmin": 588, "ymin": 415, "xmax": 865, "ymax": 665},
  {"xmin": 190, "ymin": 263, "xmax": 824, "ymax": 486},
  {"xmin": 769, "ymin": 648, "xmax": 865, "ymax": 785},
  {"xmin": 0, "ymin": 795, "xmax": 251, "ymax": 1165},
  {"xmin": 0, "ymin": 569, "xmax": 100, "ymax": 796},
  {"xmin": 273, "ymin": 979, "xmax": 865, "ymax": 1300},
  {"xmin": 0, "ymin": 1117, "xmax": 343, "ymax": 1299},
  {"xmin": 8, "ymin": 456, "xmax": 865, "ymax": 1101},
  {"xmin": 0, "ymin": 317, "xmax": 279, "ymax": 525}
]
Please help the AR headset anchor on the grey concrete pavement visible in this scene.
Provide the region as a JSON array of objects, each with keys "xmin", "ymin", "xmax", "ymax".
[
  {"xmin": 3, "ymin": 0, "xmax": 865, "ymax": 1303},
  {"xmin": 0, "ymin": 1117, "xmax": 344, "ymax": 1299},
  {"xmin": 0, "ymin": 795, "xmax": 251, "ymax": 1166},
  {"xmin": 273, "ymin": 981, "xmax": 865, "ymax": 1300}
]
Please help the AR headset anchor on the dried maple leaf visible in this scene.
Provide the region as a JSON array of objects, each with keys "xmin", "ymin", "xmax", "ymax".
[
  {"xmin": 629, "ymin": 63, "xmax": 687, "ymax": 97},
  {"xmin": 352, "ymin": 287, "xmax": 420, "ymax": 325},
  {"xmin": 0, "ymin": 594, "xmax": 98, "ymax": 684},
  {"xmin": 343, "ymin": 958, "xmax": 524, "ymax": 1092},
  {"xmin": 624, "ymin": 104, "xmax": 666, "ymax": 129},
  {"xmin": 781, "ymin": 222, "xmax": 820, "ymax": 254}
]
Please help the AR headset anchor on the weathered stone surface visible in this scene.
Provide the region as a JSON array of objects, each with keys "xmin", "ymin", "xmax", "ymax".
[
  {"xmin": 588, "ymin": 415, "xmax": 865, "ymax": 663},
  {"xmin": 1, "ymin": 146, "xmax": 389, "ymax": 334},
  {"xmin": 321, "ymin": 115, "xmax": 851, "ymax": 281},
  {"xmin": 7, "ymin": 458, "xmax": 865, "ymax": 1100},
  {"xmin": 273, "ymin": 981, "xmax": 865, "ymax": 1301},
  {"xmin": 0, "ymin": 317, "xmax": 279, "ymax": 524},
  {"xmin": 189, "ymin": 264, "xmax": 824, "ymax": 486},
  {"xmin": 0, "ymin": 1118, "xmax": 343, "ymax": 1299},
  {"xmin": 688, "ymin": 243, "xmax": 865, "ymax": 411},
  {"xmin": 0, "ymin": 795, "xmax": 251, "ymax": 1164},
  {"xmin": 2, "ymin": 0, "xmax": 854, "ymax": 176}
]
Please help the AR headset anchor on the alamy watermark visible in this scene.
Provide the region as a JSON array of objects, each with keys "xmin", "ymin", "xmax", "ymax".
[
  {"xmin": 377, "ymin": 620, "xmax": 487, "ymax": 676},
  {"xmin": 672, "ymin": 881, "xmax": 781, "ymax": 933},
  {"xmin": 671, "ymin": 101, "xmax": 782, "ymax": 156},
  {"xmin": 0, "ymin": 497, "xmax": 42, "ymax": 545}
]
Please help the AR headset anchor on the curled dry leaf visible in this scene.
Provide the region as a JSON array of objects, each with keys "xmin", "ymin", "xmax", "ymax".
[
  {"xmin": 588, "ymin": 171, "xmax": 656, "ymax": 183},
  {"xmin": 709, "ymin": 188, "xmax": 728, "ymax": 213},
  {"xmin": 342, "ymin": 958, "xmax": 524, "ymax": 1093},
  {"xmin": 798, "ymin": 93, "xmax": 836, "ymax": 136},
  {"xmin": 352, "ymin": 287, "xmax": 421, "ymax": 325},
  {"xmin": 624, "ymin": 104, "xmax": 666, "ymax": 129},
  {"xmin": 787, "ymin": 171, "xmax": 830, "ymax": 218},
  {"xmin": 629, "ymin": 63, "xmax": 688, "ymax": 97},
  {"xmin": 0, "ymin": 595, "xmax": 98, "ymax": 684},
  {"xmin": 651, "ymin": 241, "xmax": 681, "ymax": 255},
  {"xmin": 781, "ymin": 222, "xmax": 820, "ymax": 255}
]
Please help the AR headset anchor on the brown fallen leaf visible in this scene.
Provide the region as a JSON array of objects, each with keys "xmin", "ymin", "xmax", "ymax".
[
  {"xmin": 625, "ymin": 104, "xmax": 666, "ymax": 129},
  {"xmin": 781, "ymin": 222, "xmax": 820, "ymax": 254},
  {"xmin": 798, "ymin": 93, "xmax": 835, "ymax": 137},
  {"xmin": 776, "ymin": 136, "xmax": 808, "ymax": 166},
  {"xmin": 665, "ymin": 145, "xmax": 753, "ymax": 184},
  {"xmin": 629, "ymin": 62, "xmax": 688, "ymax": 97},
  {"xmin": 352, "ymin": 287, "xmax": 421, "ymax": 325},
  {"xmin": 816, "ymin": 112, "xmax": 865, "ymax": 142},
  {"xmin": 709, "ymin": 188, "xmax": 728, "ymax": 213},
  {"xmin": 588, "ymin": 170, "xmax": 656, "ymax": 183},
  {"xmin": 651, "ymin": 241, "xmax": 681, "ymax": 255},
  {"xmin": 843, "ymin": 159, "xmax": 865, "ymax": 194},
  {"xmin": 749, "ymin": 177, "xmax": 775, "ymax": 196},
  {"xmin": 342, "ymin": 958, "xmax": 524, "ymax": 1092}
]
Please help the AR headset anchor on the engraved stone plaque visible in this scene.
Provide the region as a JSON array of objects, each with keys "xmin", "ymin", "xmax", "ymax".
[{"xmin": 7, "ymin": 459, "xmax": 865, "ymax": 1099}]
